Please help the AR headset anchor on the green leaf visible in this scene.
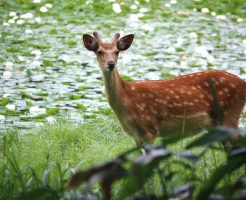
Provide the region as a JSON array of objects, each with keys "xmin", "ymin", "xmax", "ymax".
[
  {"xmin": 1, "ymin": 98, "xmax": 10, "ymax": 106},
  {"xmin": 46, "ymin": 108, "xmax": 59, "ymax": 115},
  {"xmin": 21, "ymin": 92, "xmax": 31, "ymax": 99},
  {"xmin": 25, "ymin": 101, "xmax": 33, "ymax": 106},
  {"xmin": 195, "ymin": 148, "xmax": 246, "ymax": 200},
  {"xmin": 76, "ymin": 104, "xmax": 86, "ymax": 111},
  {"xmin": 69, "ymin": 94, "xmax": 81, "ymax": 100}
]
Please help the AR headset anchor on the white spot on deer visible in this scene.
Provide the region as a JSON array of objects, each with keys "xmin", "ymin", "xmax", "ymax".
[
  {"xmin": 204, "ymin": 82, "xmax": 209, "ymax": 87},
  {"xmin": 220, "ymin": 101, "xmax": 224, "ymax": 106},
  {"xmin": 188, "ymin": 102, "xmax": 194, "ymax": 106},
  {"xmin": 166, "ymin": 96, "xmax": 170, "ymax": 100},
  {"xmin": 174, "ymin": 103, "xmax": 182, "ymax": 107},
  {"xmin": 170, "ymin": 90, "xmax": 175, "ymax": 94},
  {"xmin": 175, "ymin": 95, "xmax": 180, "ymax": 99},
  {"xmin": 191, "ymin": 86, "xmax": 196, "ymax": 90},
  {"xmin": 219, "ymin": 77, "xmax": 225, "ymax": 83},
  {"xmin": 141, "ymin": 103, "xmax": 146, "ymax": 108},
  {"xmin": 141, "ymin": 93, "xmax": 146, "ymax": 97},
  {"xmin": 151, "ymin": 109, "xmax": 157, "ymax": 115},
  {"xmin": 148, "ymin": 93, "xmax": 154, "ymax": 98},
  {"xmin": 137, "ymin": 105, "xmax": 144, "ymax": 111},
  {"xmin": 161, "ymin": 100, "xmax": 167, "ymax": 105},
  {"xmin": 199, "ymin": 94, "xmax": 205, "ymax": 98},
  {"xmin": 196, "ymin": 85, "xmax": 202, "ymax": 89},
  {"xmin": 218, "ymin": 91, "xmax": 224, "ymax": 95},
  {"xmin": 214, "ymin": 81, "xmax": 220, "ymax": 86},
  {"xmin": 130, "ymin": 86, "xmax": 136, "ymax": 91},
  {"xmin": 223, "ymin": 88, "xmax": 229, "ymax": 93},
  {"xmin": 146, "ymin": 116, "xmax": 151, "ymax": 120},
  {"xmin": 141, "ymin": 115, "xmax": 146, "ymax": 120},
  {"xmin": 230, "ymin": 83, "xmax": 236, "ymax": 88},
  {"xmin": 187, "ymin": 91, "xmax": 192, "ymax": 95},
  {"xmin": 187, "ymin": 112, "xmax": 207, "ymax": 118},
  {"xmin": 194, "ymin": 99, "xmax": 199, "ymax": 102}
]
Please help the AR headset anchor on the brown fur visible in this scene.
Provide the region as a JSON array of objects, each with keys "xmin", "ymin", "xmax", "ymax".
[
  {"xmin": 83, "ymin": 33, "xmax": 246, "ymax": 145},
  {"xmin": 106, "ymin": 70, "xmax": 246, "ymax": 145}
]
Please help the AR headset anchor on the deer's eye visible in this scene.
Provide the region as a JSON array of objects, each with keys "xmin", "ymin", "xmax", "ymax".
[{"xmin": 97, "ymin": 50, "xmax": 103, "ymax": 55}]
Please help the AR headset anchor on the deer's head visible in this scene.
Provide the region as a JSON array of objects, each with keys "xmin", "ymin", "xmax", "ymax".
[{"xmin": 83, "ymin": 32, "xmax": 134, "ymax": 72}]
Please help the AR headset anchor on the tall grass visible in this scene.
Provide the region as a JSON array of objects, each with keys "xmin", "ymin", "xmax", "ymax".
[
  {"xmin": 0, "ymin": 118, "xmax": 133, "ymax": 200},
  {"xmin": 1, "ymin": 118, "xmax": 245, "ymax": 199}
]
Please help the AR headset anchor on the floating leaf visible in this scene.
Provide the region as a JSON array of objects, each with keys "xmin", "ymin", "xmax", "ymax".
[
  {"xmin": 1, "ymin": 98, "xmax": 10, "ymax": 106},
  {"xmin": 46, "ymin": 108, "xmax": 59, "ymax": 115}
]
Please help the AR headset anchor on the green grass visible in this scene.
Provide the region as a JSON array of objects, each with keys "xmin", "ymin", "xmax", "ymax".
[
  {"xmin": 0, "ymin": 117, "xmax": 134, "ymax": 199},
  {"xmin": 1, "ymin": 117, "xmax": 244, "ymax": 199}
]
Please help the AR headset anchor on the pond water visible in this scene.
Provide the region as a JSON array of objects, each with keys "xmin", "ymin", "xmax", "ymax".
[{"xmin": 0, "ymin": 1, "xmax": 245, "ymax": 130}]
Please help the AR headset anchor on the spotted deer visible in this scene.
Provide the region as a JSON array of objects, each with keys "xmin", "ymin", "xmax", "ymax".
[{"xmin": 82, "ymin": 32, "xmax": 246, "ymax": 146}]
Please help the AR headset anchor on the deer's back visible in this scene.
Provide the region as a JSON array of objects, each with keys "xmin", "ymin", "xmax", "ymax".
[{"xmin": 119, "ymin": 70, "xmax": 246, "ymax": 143}]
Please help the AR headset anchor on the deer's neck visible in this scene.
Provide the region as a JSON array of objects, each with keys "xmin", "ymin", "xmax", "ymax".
[{"xmin": 103, "ymin": 69, "xmax": 126, "ymax": 110}]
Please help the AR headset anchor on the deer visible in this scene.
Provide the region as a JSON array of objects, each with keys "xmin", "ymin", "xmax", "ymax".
[{"xmin": 82, "ymin": 32, "xmax": 246, "ymax": 147}]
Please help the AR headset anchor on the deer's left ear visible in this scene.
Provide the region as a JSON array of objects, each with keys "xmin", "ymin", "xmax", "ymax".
[
  {"xmin": 117, "ymin": 34, "xmax": 134, "ymax": 51},
  {"xmin": 83, "ymin": 34, "xmax": 99, "ymax": 51}
]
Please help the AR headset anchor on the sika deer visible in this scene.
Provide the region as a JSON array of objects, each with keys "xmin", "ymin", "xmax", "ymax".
[{"xmin": 83, "ymin": 32, "xmax": 246, "ymax": 146}]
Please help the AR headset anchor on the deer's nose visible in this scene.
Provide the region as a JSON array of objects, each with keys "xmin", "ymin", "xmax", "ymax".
[{"xmin": 107, "ymin": 61, "xmax": 115, "ymax": 71}]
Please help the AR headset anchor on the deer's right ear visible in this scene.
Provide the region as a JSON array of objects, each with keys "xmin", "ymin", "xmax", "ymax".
[
  {"xmin": 83, "ymin": 34, "xmax": 99, "ymax": 51},
  {"xmin": 117, "ymin": 34, "xmax": 134, "ymax": 51}
]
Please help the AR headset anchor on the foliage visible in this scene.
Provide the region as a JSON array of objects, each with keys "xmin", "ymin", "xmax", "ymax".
[
  {"xmin": 0, "ymin": 119, "xmax": 133, "ymax": 200},
  {"xmin": 68, "ymin": 126, "xmax": 246, "ymax": 200},
  {"xmin": 1, "ymin": 123, "xmax": 245, "ymax": 200}
]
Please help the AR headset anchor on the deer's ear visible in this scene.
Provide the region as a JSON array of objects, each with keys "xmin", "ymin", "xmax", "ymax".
[
  {"xmin": 83, "ymin": 34, "xmax": 99, "ymax": 51},
  {"xmin": 117, "ymin": 34, "xmax": 134, "ymax": 51}
]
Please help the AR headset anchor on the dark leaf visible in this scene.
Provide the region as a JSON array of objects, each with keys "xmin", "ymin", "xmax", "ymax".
[
  {"xmin": 171, "ymin": 183, "xmax": 194, "ymax": 199},
  {"xmin": 195, "ymin": 152, "xmax": 246, "ymax": 200},
  {"xmin": 175, "ymin": 150, "xmax": 199, "ymax": 163},
  {"xmin": 208, "ymin": 194, "xmax": 225, "ymax": 200},
  {"xmin": 234, "ymin": 190, "xmax": 246, "ymax": 200},
  {"xmin": 68, "ymin": 157, "xmax": 127, "ymax": 188},
  {"xmin": 18, "ymin": 188, "xmax": 59, "ymax": 200},
  {"xmin": 134, "ymin": 148, "xmax": 170, "ymax": 166},
  {"xmin": 186, "ymin": 126, "xmax": 241, "ymax": 149},
  {"xmin": 228, "ymin": 148, "xmax": 246, "ymax": 159},
  {"xmin": 230, "ymin": 177, "xmax": 246, "ymax": 195},
  {"xmin": 117, "ymin": 147, "xmax": 171, "ymax": 199},
  {"xmin": 232, "ymin": 136, "xmax": 246, "ymax": 147}
]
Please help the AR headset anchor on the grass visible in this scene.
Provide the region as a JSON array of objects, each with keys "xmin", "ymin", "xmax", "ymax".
[
  {"xmin": 1, "ymin": 116, "xmax": 244, "ymax": 199},
  {"xmin": 0, "ymin": 117, "xmax": 134, "ymax": 199}
]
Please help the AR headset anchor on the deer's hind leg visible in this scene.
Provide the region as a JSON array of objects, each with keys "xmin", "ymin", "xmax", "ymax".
[
  {"xmin": 222, "ymin": 93, "xmax": 246, "ymax": 131},
  {"xmin": 221, "ymin": 93, "xmax": 246, "ymax": 152}
]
